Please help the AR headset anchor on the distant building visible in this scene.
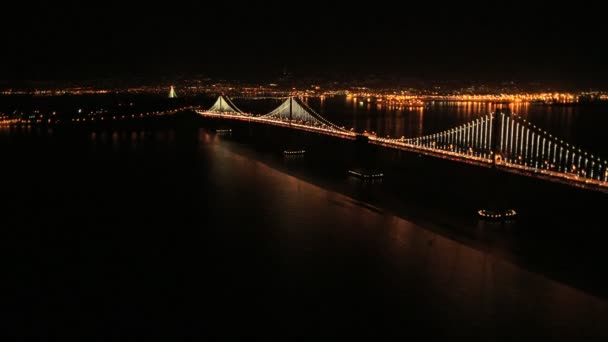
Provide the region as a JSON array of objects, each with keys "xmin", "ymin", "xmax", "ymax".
[{"xmin": 169, "ymin": 86, "xmax": 177, "ymax": 98}]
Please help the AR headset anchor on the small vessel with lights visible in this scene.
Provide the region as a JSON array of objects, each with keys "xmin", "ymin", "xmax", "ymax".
[
  {"xmin": 283, "ymin": 149, "xmax": 306, "ymax": 155},
  {"xmin": 477, "ymin": 208, "xmax": 517, "ymax": 220}
]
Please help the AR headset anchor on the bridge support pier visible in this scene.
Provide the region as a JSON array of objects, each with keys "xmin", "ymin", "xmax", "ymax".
[
  {"xmin": 348, "ymin": 134, "xmax": 384, "ymax": 181},
  {"xmin": 478, "ymin": 110, "xmax": 517, "ymax": 221}
]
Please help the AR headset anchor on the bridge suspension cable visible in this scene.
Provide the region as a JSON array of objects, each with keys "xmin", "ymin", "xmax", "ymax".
[
  {"xmin": 495, "ymin": 112, "xmax": 607, "ymax": 182},
  {"xmin": 260, "ymin": 97, "xmax": 347, "ymax": 131},
  {"xmin": 380, "ymin": 111, "xmax": 608, "ymax": 184},
  {"xmin": 391, "ymin": 113, "xmax": 496, "ymax": 161},
  {"xmin": 208, "ymin": 95, "xmax": 245, "ymax": 114}
]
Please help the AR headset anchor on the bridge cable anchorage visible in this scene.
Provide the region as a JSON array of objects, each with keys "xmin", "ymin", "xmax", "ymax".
[
  {"xmin": 259, "ymin": 96, "xmax": 348, "ymax": 132},
  {"xmin": 207, "ymin": 95, "xmax": 246, "ymax": 115}
]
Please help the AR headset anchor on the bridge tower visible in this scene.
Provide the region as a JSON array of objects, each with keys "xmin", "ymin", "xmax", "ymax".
[
  {"xmin": 478, "ymin": 106, "xmax": 517, "ymax": 221},
  {"xmin": 289, "ymin": 97, "xmax": 293, "ymax": 122},
  {"xmin": 492, "ymin": 106, "xmax": 510, "ymax": 168},
  {"xmin": 283, "ymin": 96, "xmax": 306, "ymax": 155}
]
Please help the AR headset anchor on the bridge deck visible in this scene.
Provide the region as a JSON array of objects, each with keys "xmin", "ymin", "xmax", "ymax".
[
  {"xmin": 197, "ymin": 111, "xmax": 357, "ymax": 140},
  {"xmin": 370, "ymin": 138, "xmax": 608, "ymax": 193}
]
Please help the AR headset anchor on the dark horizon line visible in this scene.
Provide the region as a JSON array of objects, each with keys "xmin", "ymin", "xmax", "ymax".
[{"xmin": 1, "ymin": 75, "xmax": 607, "ymax": 91}]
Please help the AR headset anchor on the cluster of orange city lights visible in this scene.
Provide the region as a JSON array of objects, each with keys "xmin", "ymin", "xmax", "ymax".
[
  {"xmin": 344, "ymin": 91, "xmax": 602, "ymax": 105},
  {"xmin": 347, "ymin": 93, "xmax": 425, "ymax": 107}
]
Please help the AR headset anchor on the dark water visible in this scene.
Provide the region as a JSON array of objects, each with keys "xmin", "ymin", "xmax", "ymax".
[
  {"xmin": 2, "ymin": 118, "xmax": 608, "ymax": 340},
  {"xmin": 312, "ymin": 96, "xmax": 608, "ymax": 156}
]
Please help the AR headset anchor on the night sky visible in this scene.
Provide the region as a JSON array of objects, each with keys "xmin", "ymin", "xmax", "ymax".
[{"xmin": 3, "ymin": 2, "xmax": 607, "ymax": 86}]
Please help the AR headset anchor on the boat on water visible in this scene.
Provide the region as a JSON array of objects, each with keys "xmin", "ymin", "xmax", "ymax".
[
  {"xmin": 348, "ymin": 168, "xmax": 384, "ymax": 179},
  {"xmin": 477, "ymin": 208, "xmax": 517, "ymax": 220}
]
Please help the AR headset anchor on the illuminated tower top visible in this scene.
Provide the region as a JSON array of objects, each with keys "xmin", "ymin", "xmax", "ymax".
[{"xmin": 169, "ymin": 85, "xmax": 177, "ymax": 99}]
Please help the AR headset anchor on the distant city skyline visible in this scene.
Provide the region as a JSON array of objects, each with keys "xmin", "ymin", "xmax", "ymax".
[{"xmin": 3, "ymin": 76, "xmax": 607, "ymax": 93}]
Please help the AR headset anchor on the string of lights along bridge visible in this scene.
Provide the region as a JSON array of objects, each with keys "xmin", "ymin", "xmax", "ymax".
[{"xmin": 197, "ymin": 95, "xmax": 608, "ymax": 192}]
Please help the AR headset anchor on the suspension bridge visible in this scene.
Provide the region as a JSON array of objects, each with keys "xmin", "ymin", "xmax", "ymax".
[
  {"xmin": 197, "ymin": 95, "xmax": 356, "ymax": 140},
  {"xmin": 196, "ymin": 95, "xmax": 608, "ymax": 192}
]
